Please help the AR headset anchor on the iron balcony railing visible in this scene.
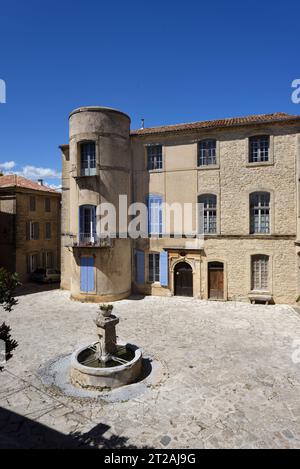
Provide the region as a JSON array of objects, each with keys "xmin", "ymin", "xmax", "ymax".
[{"xmin": 63, "ymin": 233, "xmax": 112, "ymax": 248}]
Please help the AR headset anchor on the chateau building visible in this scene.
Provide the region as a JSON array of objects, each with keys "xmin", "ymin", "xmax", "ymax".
[
  {"xmin": 0, "ymin": 175, "xmax": 61, "ymax": 281},
  {"xmin": 60, "ymin": 107, "xmax": 300, "ymax": 304}
]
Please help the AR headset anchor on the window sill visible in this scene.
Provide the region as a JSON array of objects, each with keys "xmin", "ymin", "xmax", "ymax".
[
  {"xmin": 197, "ymin": 165, "xmax": 220, "ymax": 171},
  {"xmin": 147, "ymin": 169, "xmax": 164, "ymax": 173},
  {"xmin": 246, "ymin": 161, "xmax": 274, "ymax": 168},
  {"xmin": 73, "ymin": 173, "xmax": 98, "ymax": 179}
]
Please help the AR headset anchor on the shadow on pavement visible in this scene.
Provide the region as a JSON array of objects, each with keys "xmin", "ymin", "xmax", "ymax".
[
  {"xmin": 0, "ymin": 407, "xmax": 147, "ymax": 449},
  {"xmin": 15, "ymin": 282, "xmax": 60, "ymax": 297}
]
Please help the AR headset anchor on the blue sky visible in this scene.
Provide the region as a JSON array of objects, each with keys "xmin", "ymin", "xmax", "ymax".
[{"xmin": 0, "ymin": 0, "xmax": 299, "ymax": 189}]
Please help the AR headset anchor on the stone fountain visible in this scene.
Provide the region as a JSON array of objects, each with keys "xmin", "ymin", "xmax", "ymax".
[{"xmin": 70, "ymin": 305, "xmax": 143, "ymax": 390}]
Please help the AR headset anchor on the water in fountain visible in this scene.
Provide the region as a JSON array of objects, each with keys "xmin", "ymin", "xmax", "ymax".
[{"xmin": 76, "ymin": 305, "xmax": 135, "ymax": 368}]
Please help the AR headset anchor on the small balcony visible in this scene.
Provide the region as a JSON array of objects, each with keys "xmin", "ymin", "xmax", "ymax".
[{"xmin": 64, "ymin": 233, "xmax": 112, "ymax": 248}]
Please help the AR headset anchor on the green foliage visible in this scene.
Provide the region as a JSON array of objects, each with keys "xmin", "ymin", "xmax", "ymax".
[
  {"xmin": 99, "ymin": 304, "xmax": 113, "ymax": 312},
  {"xmin": 0, "ymin": 268, "xmax": 20, "ymax": 312},
  {"xmin": 0, "ymin": 322, "xmax": 18, "ymax": 360}
]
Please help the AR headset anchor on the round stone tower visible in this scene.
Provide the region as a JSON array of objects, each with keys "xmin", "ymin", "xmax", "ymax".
[{"xmin": 67, "ymin": 106, "xmax": 132, "ymax": 302}]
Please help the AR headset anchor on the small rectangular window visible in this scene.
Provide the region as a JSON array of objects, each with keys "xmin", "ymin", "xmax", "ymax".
[
  {"xmin": 45, "ymin": 198, "xmax": 51, "ymax": 212},
  {"xmin": 198, "ymin": 194, "xmax": 217, "ymax": 234},
  {"xmin": 198, "ymin": 140, "xmax": 217, "ymax": 166},
  {"xmin": 45, "ymin": 222, "xmax": 51, "ymax": 239},
  {"xmin": 30, "ymin": 221, "xmax": 39, "ymax": 240},
  {"xmin": 252, "ymin": 255, "xmax": 269, "ymax": 290},
  {"xmin": 249, "ymin": 136, "xmax": 269, "ymax": 163},
  {"xmin": 80, "ymin": 142, "xmax": 96, "ymax": 176},
  {"xmin": 46, "ymin": 251, "xmax": 54, "ymax": 268},
  {"xmin": 147, "ymin": 145, "xmax": 163, "ymax": 171},
  {"xmin": 148, "ymin": 253, "xmax": 160, "ymax": 282},
  {"xmin": 250, "ymin": 192, "xmax": 270, "ymax": 234},
  {"xmin": 28, "ymin": 253, "xmax": 39, "ymax": 272},
  {"xmin": 29, "ymin": 196, "xmax": 36, "ymax": 211}
]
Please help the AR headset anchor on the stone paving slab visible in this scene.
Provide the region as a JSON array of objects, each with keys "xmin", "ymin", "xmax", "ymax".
[{"xmin": 1, "ymin": 290, "xmax": 300, "ymax": 448}]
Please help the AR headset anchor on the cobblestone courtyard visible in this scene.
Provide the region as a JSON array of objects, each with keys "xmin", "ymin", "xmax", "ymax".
[{"xmin": 1, "ymin": 289, "xmax": 300, "ymax": 448}]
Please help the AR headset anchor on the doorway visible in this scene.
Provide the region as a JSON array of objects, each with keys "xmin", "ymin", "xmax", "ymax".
[
  {"xmin": 174, "ymin": 262, "xmax": 193, "ymax": 297},
  {"xmin": 208, "ymin": 262, "xmax": 224, "ymax": 299},
  {"xmin": 80, "ymin": 257, "xmax": 95, "ymax": 293}
]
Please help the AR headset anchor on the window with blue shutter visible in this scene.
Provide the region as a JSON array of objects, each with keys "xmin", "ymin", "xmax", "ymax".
[
  {"xmin": 147, "ymin": 195, "xmax": 163, "ymax": 235},
  {"xmin": 148, "ymin": 253, "xmax": 160, "ymax": 282},
  {"xmin": 160, "ymin": 250, "xmax": 168, "ymax": 287},
  {"xmin": 135, "ymin": 250, "xmax": 145, "ymax": 284}
]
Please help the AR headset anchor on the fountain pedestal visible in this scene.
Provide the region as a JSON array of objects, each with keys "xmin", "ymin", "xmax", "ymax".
[{"xmin": 95, "ymin": 313, "xmax": 119, "ymax": 362}]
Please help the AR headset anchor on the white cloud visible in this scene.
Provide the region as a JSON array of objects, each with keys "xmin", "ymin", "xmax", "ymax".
[
  {"xmin": 0, "ymin": 161, "xmax": 16, "ymax": 170},
  {"xmin": 1, "ymin": 163, "xmax": 61, "ymax": 190},
  {"xmin": 19, "ymin": 165, "xmax": 61, "ymax": 179}
]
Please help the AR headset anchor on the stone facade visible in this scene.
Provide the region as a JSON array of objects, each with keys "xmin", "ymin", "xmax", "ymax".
[
  {"xmin": 0, "ymin": 177, "xmax": 61, "ymax": 281},
  {"xmin": 61, "ymin": 108, "xmax": 300, "ymax": 304}
]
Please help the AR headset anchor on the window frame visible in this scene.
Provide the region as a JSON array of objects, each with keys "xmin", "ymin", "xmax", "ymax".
[
  {"xmin": 148, "ymin": 252, "xmax": 160, "ymax": 283},
  {"xmin": 29, "ymin": 221, "xmax": 39, "ymax": 240},
  {"xmin": 198, "ymin": 194, "xmax": 217, "ymax": 234},
  {"xmin": 249, "ymin": 135, "xmax": 270, "ymax": 163},
  {"xmin": 45, "ymin": 222, "xmax": 51, "ymax": 240},
  {"xmin": 29, "ymin": 196, "xmax": 36, "ymax": 212},
  {"xmin": 246, "ymin": 134, "xmax": 274, "ymax": 167},
  {"xmin": 79, "ymin": 204, "xmax": 97, "ymax": 242},
  {"xmin": 147, "ymin": 145, "xmax": 163, "ymax": 171},
  {"xmin": 28, "ymin": 253, "xmax": 39, "ymax": 273},
  {"xmin": 251, "ymin": 254, "xmax": 269, "ymax": 291},
  {"xmin": 45, "ymin": 197, "xmax": 51, "ymax": 212},
  {"xmin": 46, "ymin": 251, "xmax": 54, "ymax": 268},
  {"xmin": 197, "ymin": 139, "xmax": 217, "ymax": 167},
  {"xmin": 80, "ymin": 141, "xmax": 97, "ymax": 177},
  {"xmin": 250, "ymin": 192, "xmax": 271, "ymax": 234}
]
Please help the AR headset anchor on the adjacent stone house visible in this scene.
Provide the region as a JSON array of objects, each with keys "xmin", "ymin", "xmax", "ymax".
[
  {"xmin": 0, "ymin": 175, "xmax": 61, "ymax": 281},
  {"xmin": 60, "ymin": 107, "xmax": 300, "ymax": 304}
]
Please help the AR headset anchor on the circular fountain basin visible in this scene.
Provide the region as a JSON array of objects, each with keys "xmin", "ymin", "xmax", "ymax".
[{"xmin": 70, "ymin": 342, "xmax": 143, "ymax": 390}]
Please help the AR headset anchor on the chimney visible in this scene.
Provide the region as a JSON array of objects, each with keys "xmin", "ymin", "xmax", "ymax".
[{"xmin": 38, "ymin": 179, "xmax": 44, "ymax": 186}]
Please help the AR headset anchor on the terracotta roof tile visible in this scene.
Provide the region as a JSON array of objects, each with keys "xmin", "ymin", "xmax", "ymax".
[
  {"xmin": 0, "ymin": 175, "xmax": 59, "ymax": 194},
  {"xmin": 131, "ymin": 112, "xmax": 300, "ymax": 136}
]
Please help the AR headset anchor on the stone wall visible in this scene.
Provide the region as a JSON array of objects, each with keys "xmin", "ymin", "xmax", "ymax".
[
  {"xmin": 15, "ymin": 190, "xmax": 61, "ymax": 281},
  {"xmin": 131, "ymin": 121, "xmax": 300, "ymax": 304}
]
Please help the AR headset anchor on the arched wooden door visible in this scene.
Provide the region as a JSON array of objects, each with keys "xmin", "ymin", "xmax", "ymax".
[
  {"xmin": 174, "ymin": 262, "xmax": 193, "ymax": 297},
  {"xmin": 208, "ymin": 262, "xmax": 224, "ymax": 299}
]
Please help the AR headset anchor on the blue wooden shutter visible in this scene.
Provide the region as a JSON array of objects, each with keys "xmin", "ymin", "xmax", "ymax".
[
  {"xmin": 80, "ymin": 257, "xmax": 88, "ymax": 292},
  {"xmin": 135, "ymin": 250, "xmax": 145, "ymax": 284},
  {"xmin": 148, "ymin": 195, "xmax": 162, "ymax": 235},
  {"xmin": 87, "ymin": 257, "xmax": 95, "ymax": 292},
  {"xmin": 80, "ymin": 257, "xmax": 95, "ymax": 292},
  {"xmin": 160, "ymin": 250, "xmax": 168, "ymax": 286}
]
